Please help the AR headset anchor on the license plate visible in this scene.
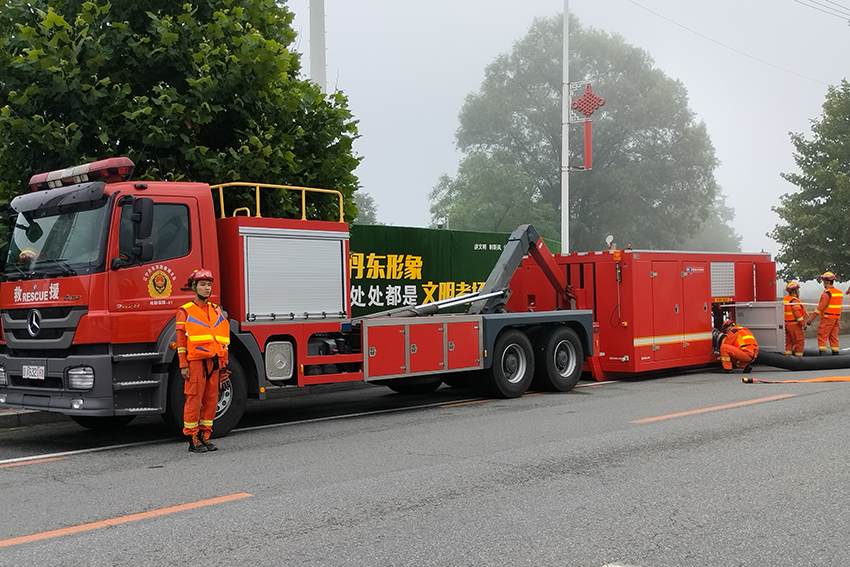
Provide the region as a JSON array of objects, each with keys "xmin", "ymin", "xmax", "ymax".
[{"xmin": 22, "ymin": 365, "xmax": 45, "ymax": 380}]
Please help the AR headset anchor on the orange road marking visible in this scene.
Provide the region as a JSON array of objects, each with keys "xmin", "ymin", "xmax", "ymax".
[
  {"xmin": 632, "ymin": 394, "xmax": 795, "ymax": 424},
  {"xmin": 0, "ymin": 457, "xmax": 67, "ymax": 469},
  {"xmin": 0, "ymin": 492, "xmax": 252, "ymax": 548}
]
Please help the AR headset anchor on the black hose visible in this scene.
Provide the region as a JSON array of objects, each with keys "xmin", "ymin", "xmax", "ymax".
[{"xmin": 755, "ymin": 350, "xmax": 850, "ymax": 371}]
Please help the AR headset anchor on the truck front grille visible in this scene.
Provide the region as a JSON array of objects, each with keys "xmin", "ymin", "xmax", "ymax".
[{"xmin": 1, "ymin": 307, "xmax": 87, "ymax": 350}]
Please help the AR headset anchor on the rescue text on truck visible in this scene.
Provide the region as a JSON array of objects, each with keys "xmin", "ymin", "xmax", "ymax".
[{"xmin": 0, "ymin": 157, "xmax": 596, "ymax": 437}]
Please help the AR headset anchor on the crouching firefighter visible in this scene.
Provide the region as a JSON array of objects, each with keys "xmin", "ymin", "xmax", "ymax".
[
  {"xmin": 719, "ymin": 319, "xmax": 758, "ymax": 374},
  {"xmin": 176, "ymin": 269, "xmax": 231, "ymax": 453}
]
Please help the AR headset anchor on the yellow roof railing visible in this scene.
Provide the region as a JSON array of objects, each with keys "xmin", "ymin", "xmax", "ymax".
[{"xmin": 210, "ymin": 182, "xmax": 344, "ymax": 222}]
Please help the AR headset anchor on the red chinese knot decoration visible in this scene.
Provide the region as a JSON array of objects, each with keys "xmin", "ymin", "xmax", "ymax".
[{"xmin": 571, "ymin": 84, "xmax": 605, "ymax": 118}]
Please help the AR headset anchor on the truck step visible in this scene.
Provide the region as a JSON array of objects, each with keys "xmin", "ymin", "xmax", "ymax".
[
  {"xmin": 112, "ymin": 352, "xmax": 162, "ymax": 361},
  {"xmin": 118, "ymin": 407, "xmax": 161, "ymax": 414},
  {"xmin": 113, "ymin": 380, "xmax": 160, "ymax": 390}
]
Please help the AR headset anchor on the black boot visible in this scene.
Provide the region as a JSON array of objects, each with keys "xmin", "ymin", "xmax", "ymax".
[
  {"xmin": 743, "ymin": 364, "xmax": 753, "ymax": 373},
  {"xmin": 199, "ymin": 432, "xmax": 218, "ymax": 452},
  {"xmin": 188, "ymin": 434, "xmax": 208, "ymax": 453}
]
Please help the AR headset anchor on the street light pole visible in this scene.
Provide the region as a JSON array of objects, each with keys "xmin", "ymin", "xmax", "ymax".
[
  {"xmin": 310, "ymin": 0, "xmax": 327, "ymax": 93},
  {"xmin": 560, "ymin": 0, "xmax": 570, "ymax": 253}
]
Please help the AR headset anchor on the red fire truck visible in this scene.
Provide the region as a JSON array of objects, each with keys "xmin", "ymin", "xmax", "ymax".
[{"xmin": 0, "ymin": 158, "xmax": 596, "ymax": 436}]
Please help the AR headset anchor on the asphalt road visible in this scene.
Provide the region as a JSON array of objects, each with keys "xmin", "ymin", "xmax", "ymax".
[{"xmin": 2, "ymin": 366, "xmax": 850, "ymax": 567}]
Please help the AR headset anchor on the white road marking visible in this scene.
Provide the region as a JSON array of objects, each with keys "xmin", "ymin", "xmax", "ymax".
[{"xmin": 1, "ymin": 381, "xmax": 616, "ymax": 466}]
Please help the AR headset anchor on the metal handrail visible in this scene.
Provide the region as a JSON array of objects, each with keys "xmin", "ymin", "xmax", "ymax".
[{"xmin": 210, "ymin": 182, "xmax": 345, "ymax": 222}]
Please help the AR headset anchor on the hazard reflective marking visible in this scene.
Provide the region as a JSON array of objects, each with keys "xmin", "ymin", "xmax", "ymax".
[
  {"xmin": 0, "ymin": 493, "xmax": 252, "ymax": 548},
  {"xmin": 632, "ymin": 394, "xmax": 795, "ymax": 423},
  {"xmin": 633, "ymin": 331, "xmax": 712, "ymax": 347}
]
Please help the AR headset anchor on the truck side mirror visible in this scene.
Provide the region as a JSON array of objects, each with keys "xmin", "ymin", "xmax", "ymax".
[{"xmin": 132, "ymin": 197, "xmax": 153, "ymax": 240}]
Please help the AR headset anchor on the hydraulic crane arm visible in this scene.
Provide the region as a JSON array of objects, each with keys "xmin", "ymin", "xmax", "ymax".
[
  {"xmin": 467, "ymin": 224, "xmax": 573, "ymax": 315},
  {"xmin": 354, "ymin": 224, "xmax": 572, "ymax": 322}
]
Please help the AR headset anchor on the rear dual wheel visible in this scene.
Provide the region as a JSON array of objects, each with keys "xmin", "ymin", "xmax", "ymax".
[{"xmin": 532, "ymin": 326, "xmax": 584, "ymax": 392}]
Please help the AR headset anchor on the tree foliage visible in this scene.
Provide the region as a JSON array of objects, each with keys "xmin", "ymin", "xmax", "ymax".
[
  {"xmin": 430, "ymin": 14, "xmax": 739, "ymax": 252},
  {"xmin": 352, "ymin": 191, "xmax": 380, "ymax": 225},
  {"xmin": 0, "ymin": 0, "xmax": 360, "ymax": 222},
  {"xmin": 770, "ymin": 80, "xmax": 850, "ymax": 281}
]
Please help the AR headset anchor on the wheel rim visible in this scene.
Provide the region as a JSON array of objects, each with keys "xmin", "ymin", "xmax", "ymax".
[
  {"xmin": 501, "ymin": 343, "xmax": 527, "ymax": 384},
  {"xmin": 553, "ymin": 339, "xmax": 577, "ymax": 377},
  {"xmin": 216, "ymin": 382, "xmax": 232, "ymax": 419}
]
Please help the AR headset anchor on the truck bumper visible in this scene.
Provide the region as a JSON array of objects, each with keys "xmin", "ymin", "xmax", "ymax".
[{"xmin": 0, "ymin": 352, "xmax": 164, "ymax": 417}]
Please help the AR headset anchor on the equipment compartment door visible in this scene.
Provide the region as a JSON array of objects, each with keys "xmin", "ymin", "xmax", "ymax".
[
  {"xmin": 682, "ymin": 261, "xmax": 712, "ymax": 359},
  {"xmin": 446, "ymin": 321, "xmax": 482, "ymax": 370},
  {"xmin": 651, "ymin": 261, "xmax": 683, "ymax": 361},
  {"xmin": 408, "ymin": 323, "xmax": 445, "ymax": 374},
  {"xmin": 364, "ymin": 324, "xmax": 407, "ymax": 379}
]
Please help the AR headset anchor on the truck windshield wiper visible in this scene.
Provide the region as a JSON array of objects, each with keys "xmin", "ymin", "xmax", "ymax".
[
  {"xmin": 35, "ymin": 258, "xmax": 76, "ymax": 277},
  {"xmin": 3, "ymin": 263, "xmax": 32, "ymax": 280}
]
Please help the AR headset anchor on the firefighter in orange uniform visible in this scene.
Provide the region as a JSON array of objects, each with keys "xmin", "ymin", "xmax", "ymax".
[
  {"xmin": 805, "ymin": 271, "xmax": 843, "ymax": 355},
  {"xmin": 783, "ymin": 281, "xmax": 808, "ymax": 357},
  {"xmin": 719, "ymin": 319, "xmax": 758, "ymax": 373},
  {"xmin": 175, "ymin": 269, "xmax": 230, "ymax": 453}
]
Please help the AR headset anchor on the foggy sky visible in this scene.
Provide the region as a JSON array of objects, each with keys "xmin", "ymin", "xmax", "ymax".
[{"xmin": 286, "ymin": 0, "xmax": 849, "ymax": 257}]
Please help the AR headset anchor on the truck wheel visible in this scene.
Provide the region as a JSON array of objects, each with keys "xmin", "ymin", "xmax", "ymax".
[
  {"xmin": 533, "ymin": 326, "xmax": 584, "ymax": 392},
  {"xmin": 70, "ymin": 415, "xmax": 136, "ymax": 430},
  {"xmin": 486, "ymin": 329, "xmax": 534, "ymax": 398},
  {"xmin": 162, "ymin": 358, "xmax": 248, "ymax": 439},
  {"xmin": 211, "ymin": 357, "xmax": 248, "ymax": 438}
]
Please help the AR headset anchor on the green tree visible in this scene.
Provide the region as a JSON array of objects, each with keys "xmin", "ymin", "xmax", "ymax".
[
  {"xmin": 680, "ymin": 197, "xmax": 742, "ymax": 252},
  {"xmin": 352, "ymin": 191, "xmax": 380, "ymax": 225},
  {"xmin": 430, "ymin": 14, "xmax": 739, "ymax": 252},
  {"xmin": 0, "ymin": 0, "xmax": 360, "ymax": 223},
  {"xmin": 770, "ymin": 80, "xmax": 850, "ymax": 281}
]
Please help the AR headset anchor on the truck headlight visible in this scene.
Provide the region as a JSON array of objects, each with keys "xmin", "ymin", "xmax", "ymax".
[
  {"xmin": 0, "ymin": 366, "xmax": 6, "ymax": 387},
  {"xmin": 66, "ymin": 367, "xmax": 94, "ymax": 390}
]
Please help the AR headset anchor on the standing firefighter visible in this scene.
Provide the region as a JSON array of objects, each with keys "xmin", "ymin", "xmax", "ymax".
[
  {"xmin": 783, "ymin": 281, "xmax": 808, "ymax": 357},
  {"xmin": 176, "ymin": 269, "xmax": 231, "ymax": 453},
  {"xmin": 805, "ymin": 271, "xmax": 843, "ymax": 355},
  {"xmin": 719, "ymin": 319, "xmax": 758, "ymax": 373}
]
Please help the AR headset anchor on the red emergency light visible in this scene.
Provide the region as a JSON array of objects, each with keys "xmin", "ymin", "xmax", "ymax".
[{"xmin": 28, "ymin": 157, "xmax": 136, "ymax": 191}]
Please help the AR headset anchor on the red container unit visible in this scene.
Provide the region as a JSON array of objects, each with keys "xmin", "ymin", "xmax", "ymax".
[{"xmin": 506, "ymin": 249, "xmax": 776, "ymax": 380}]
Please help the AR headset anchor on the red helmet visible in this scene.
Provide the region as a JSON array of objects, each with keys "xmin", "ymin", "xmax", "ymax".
[
  {"xmin": 721, "ymin": 319, "xmax": 735, "ymax": 331},
  {"xmin": 785, "ymin": 281, "xmax": 800, "ymax": 291},
  {"xmin": 182, "ymin": 269, "xmax": 214, "ymax": 290},
  {"xmin": 190, "ymin": 269, "xmax": 214, "ymax": 283},
  {"xmin": 821, "ymin": 271, "xmax": 836, "ymax": 281}
]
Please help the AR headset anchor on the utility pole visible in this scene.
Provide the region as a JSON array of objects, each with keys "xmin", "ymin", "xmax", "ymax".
[
  {"xmin": 560, "ymin": 0, "xmax": 569, "ymax": 252},
  {"xmin": 310, "ymin": 0, "xmax": 327, "ymax": 92}
]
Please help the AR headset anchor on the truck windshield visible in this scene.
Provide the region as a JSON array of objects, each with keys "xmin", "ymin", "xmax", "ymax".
[{"xmin": 4, "ymin": 197, "xmax": 110, "ymax": 280}]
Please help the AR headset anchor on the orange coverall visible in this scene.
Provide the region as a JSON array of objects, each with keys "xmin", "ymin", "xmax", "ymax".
[
  {"xmin": 176, "ymin": 300, "xmax": 229, "ymax": 436},
  {"xmin": 720, "ymin": 325, "xmax": 758, "ymax": 370},
  {"xmin": 809, "ymin": 288, "xmax": 843, "ymax": 354},
  {"xmin": 784, "ymin": 295, "xmax": 808, "ymax": 357}
]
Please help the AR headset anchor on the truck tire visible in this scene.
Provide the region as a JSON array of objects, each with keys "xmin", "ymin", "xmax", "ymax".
[
  {"xmin": 485, "ymin": 329, "xmax": 535, "ymax": 398},
  {"xmin": 532, "ymin": 326, "xmax": 584, "ymax": 392},
  {"xmin": 70, "ymin": 415, "xmax": 136, "ymax": 430},
  {"xmin": 162, "ymin": 357, "xmax": 248, "ymax": 439}
]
